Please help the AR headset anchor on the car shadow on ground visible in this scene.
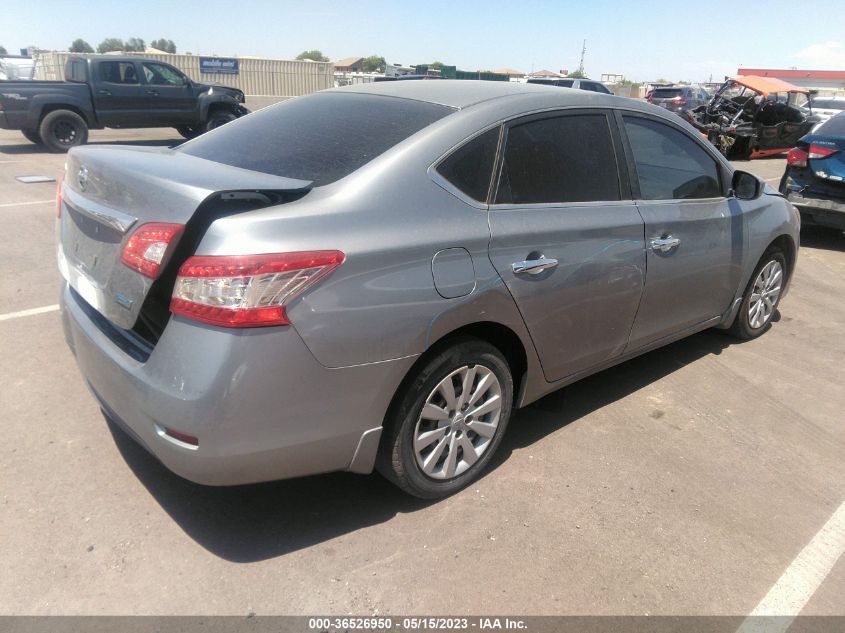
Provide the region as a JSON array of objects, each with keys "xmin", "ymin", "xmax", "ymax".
[
  {"xmin": 800, "ymin": 225, "xmax": 845, "ymax": 252},
  {"xmin": 108, "ymin": 328, "xmax": 736, "ymax": 563},
  {"xmin": 0, "ymin": 138, "xmax": 182, "ymax": 155}
]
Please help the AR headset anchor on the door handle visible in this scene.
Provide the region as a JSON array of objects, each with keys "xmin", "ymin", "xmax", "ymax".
[
  {"xmin": 97, "ymin": 89, "xmax": 112, "ymax": 96},
  {"xmin": 650, "ymin": 236, "xmax": 681, "ymax": 253},
  {"xmin": 145, "ymin": 89, "xmax": 159, "ymax": 96},
  {"xmin": 512, "ymin": 257, "xmax": 559, "ymax": 275}
]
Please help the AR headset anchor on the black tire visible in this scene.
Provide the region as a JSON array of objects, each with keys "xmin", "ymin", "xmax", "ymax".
[
  {"xmin": 38, "ymin": 109, "xmax": 88, "ymax": 153},
  {"xmin": 728, "ymin": 247, "xmax": 787, "ymax": 340},
  {"xmin": 377, "ymin": 337, "xmax": 513, "ymax": 499},
  {"xmin": 204, "ymin": 110, "xmax": 236, "ymax": 132},
  {"xmin": 175, "ymin": 125, "xmax": 203, "ymax": 140},
  {"xmin": 21, "ymin": 128, "xmax": 42, "ymax": 145}
]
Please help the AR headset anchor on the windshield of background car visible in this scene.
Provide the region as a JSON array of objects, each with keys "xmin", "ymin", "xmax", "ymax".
[
  {"xmin": 816, "ymin": 113, "xmax": 845, "ymax": 136},
  {"xmin": 812, "ymin": 99, "xmax": 845, "ymax": 110},
  {"xmin": 788, "ymin": 92, "xmax": 810, "ymax": 109},
  {"xmin": 720, "ymin": 83, "xmax": 749, "ymax": 100},
  {"xmin": 652, "ymin": 88, "xmax": 683, "ymax": 99},
  {"xmin": 178, "ymin": 93, "xmax": 454, "ymax": 186}
]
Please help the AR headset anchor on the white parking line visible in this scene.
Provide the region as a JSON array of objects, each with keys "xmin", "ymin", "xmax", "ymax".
[
  {"xmin": 0, "ymin": 199, "xmax": 54, "ymax": 208},
  {"xmin": 0, "ymin": 304, "xmax": 60, "ymax": 322},
  {"xmin": 736, "ymin": 500, "xmax": 845, "ymax": 633}
]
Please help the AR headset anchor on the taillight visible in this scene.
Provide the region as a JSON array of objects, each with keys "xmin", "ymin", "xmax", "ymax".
[
  {"xmin": 120, "ymin": 222, "xmax": 184, "ymax": 278},
  {"xmin": 170, "ymin": 250, "xmax": 345, "ymax": 328},
  {"xmin": 671, "ymin": 97, "xmax": 688, "ymax": 104},
  {"xmin": 786, "ymin": 147, "xmax": 808, "ymax": 168},
  {"xmin": 808, "ymin": 143, "xmax": 839, "ymax": 160},
  {"xmin": 55, "ymin": 173, "xmax": 64, "ymax": 218}
]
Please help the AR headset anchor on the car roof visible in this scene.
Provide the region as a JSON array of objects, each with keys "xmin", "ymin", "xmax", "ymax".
[{"xmin": 328, "ymin": 79, "xmax": 618, "ymax": 109}]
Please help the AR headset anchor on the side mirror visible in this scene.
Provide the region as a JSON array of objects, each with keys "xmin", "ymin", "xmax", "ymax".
[{"xmin": 732, "ymin": 170, "xmax": 762, "ymax": 200}]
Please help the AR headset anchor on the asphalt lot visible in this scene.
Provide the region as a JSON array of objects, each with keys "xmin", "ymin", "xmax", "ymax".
[{"xmin": 0, "ymin": 127, "xmax": 843, "ymax": 617}]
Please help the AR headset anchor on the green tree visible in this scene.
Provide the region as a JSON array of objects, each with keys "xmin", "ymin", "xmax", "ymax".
[
  {"xmin": 124, "ymin": 37, "xmax": 146, "ymax": 52},
  {"xmin": 568, "ymin": 69, "xmax": 586, "ymax": 78},
  {"xmin": 428, "ymin": 61, "xmax": 446, "ymax": 70},
  {"xmin": 97, "ymin": 38, "xmax": 125, "ymax": 53},
  {"xmin": 362, "ymin": 55, "xmax": 386, "ymax": 73},
  {"xmin": 150, "ymin": 38, "xmax": 177, "ymax": 54},
  {"xmin": 0, "ymin": 45, "xmax": 7, "ymax": 55},
  {"xmin": 296, "ymin": 50, "xmax": 329, "ymax": 62},
  {"xmin": 69, "ymin": 39, "xmax": 94, "ymax": 53}
]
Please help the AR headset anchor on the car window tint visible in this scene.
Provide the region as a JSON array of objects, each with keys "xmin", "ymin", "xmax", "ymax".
[
  {"xmin": 559, "ymin": 79, "xmax": 574, "ymax": 88},
  {"xmin": 817, "ymin": 113, "xmax": 845, "ymax": 135},
  {"xmin": 496, "ymin": 114, "xmax": 620, "ymax": 204},
  {"xmin": 623, "ymin": 116, "xmax": 721, "ymax": 200},
  {"xmin": 99, "ymin": 61, "xmax": 138, "ymax": 85},
  {"xmin": 179, "ymin": 92, "xmax": 453, "ymax": 186},
  {"xmin": 436, "ymin": 127, "xmax": 499, "ymax": 202},
  {"xmin": 581, "ymin": 82, "xmax": 598, "ymax": 92}
]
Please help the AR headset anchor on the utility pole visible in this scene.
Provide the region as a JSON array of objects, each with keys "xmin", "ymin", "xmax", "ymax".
[{"xmin": 578, "ymin": 39, "xmax": 586, "ymax": 75}]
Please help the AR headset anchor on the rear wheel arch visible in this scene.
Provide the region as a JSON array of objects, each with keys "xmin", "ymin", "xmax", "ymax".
[
  {"xmin": 384, "ymin": 321, "xmax": 529, "ymax": 429},
  {"xmin": 38, "ymin": 103, "xmax": 91, "ymax": 127}
]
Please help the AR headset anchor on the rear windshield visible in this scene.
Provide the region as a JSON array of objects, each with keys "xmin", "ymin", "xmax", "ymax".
[
  {"xmin": 816, "ymin": 113, "xmax": 845, "ymax": 136},
  {"xmin": 178, "ymin": 92, "xmax": 454, "ymax": 186},
  {"xmin": 652, "ymin": 88, "xmax": 683, "ymax": 98}
]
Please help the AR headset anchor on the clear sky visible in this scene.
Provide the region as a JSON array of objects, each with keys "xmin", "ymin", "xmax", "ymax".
[{"xmin": 3, "ymin": 0, "xmax": 845, "ymax": 82}]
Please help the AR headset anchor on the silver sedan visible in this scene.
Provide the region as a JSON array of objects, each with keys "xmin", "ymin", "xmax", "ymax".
[{"xmin": 58, "ymin": 81, "xmax": 799, "ymax": 498}]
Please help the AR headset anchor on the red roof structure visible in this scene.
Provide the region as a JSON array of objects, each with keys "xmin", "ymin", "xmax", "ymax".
[{"xmin": 738, "ymin": 68, "xmax": 845, "ymax": 81}]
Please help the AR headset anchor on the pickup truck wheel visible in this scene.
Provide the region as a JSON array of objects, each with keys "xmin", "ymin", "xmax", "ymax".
[
  {"xmin": 21, "ymin": 128, "xmax": 43, "ymax": 145},
  {"xmin": 175, "ymin": 125, "xmax": 203, "ymax": 140},
  {"xmin": 39, "ymin": 110, "xmax": 88, "ymax": 153},
  {"xmin": 205, "ymin": 110, "xmax": 236, "ymax": 132}
]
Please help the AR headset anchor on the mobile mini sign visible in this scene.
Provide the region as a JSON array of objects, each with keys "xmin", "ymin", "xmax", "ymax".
[{"xmin": 199, "ymin": 57, "xmax": 239, "ymax": 75}]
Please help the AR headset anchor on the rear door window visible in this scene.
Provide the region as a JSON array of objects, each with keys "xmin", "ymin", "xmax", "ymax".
[
  {"xmin": 623, "ymin": 115, "xmax": 722, "ymax": 200},
  {"xmin": 179, "ymin": 92, "xmax": 454, "ymax": 186},
  {"xmin": 495, "ymin": 113, "xmax": 621, "ymax": 205},
  {"xmin": 436, "ymin": 127, "xmax": 500, "ymax": 202},
  {"xmin": 99, "ymin": 61, "xmax": 139, "ymax": 84}
]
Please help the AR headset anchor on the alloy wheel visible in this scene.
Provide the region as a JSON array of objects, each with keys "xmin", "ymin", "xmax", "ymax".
[
  {"xmin": 748, "ymin": 260, "xmax": 783, "ymax": 329},
  {"xmin": 413, "ymin": 364, "xmax": 502, "ymax": 480}
]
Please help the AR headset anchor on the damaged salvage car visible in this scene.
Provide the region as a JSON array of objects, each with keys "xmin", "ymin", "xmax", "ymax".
[
  {"xmin": 690, "ymin": 76, "xmax": 818, "ymax": 160},
  {"xmin": 58, "ymin": 81, "xmax": 799, "ymax": 498}
]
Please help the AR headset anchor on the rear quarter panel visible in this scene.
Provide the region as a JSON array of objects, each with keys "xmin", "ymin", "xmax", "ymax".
[{"xmin": 196, "ymin": 104, "xmax": 544, "ymax": 380}]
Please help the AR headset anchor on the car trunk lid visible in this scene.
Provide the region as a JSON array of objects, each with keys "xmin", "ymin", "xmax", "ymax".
[{"xmin": 58, "ymin": 145, "xmax": 312, "ymax": 331}]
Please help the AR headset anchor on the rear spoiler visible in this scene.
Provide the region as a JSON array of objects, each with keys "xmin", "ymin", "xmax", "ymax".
[{"xmin": 64, "ymin": 145, "xmax": 312, "ymax": 227}]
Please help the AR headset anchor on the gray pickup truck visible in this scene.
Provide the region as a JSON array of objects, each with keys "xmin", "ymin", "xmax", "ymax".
[{"xmin": 0, "ymin": 55, "xmax": 249, "ymax": 151}]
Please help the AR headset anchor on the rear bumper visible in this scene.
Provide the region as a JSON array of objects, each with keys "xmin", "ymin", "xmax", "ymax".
[
  {"xmin": 61, "ymin": 283, "xmax": 414, "ymax": 485},
  {"xmin": 785, "ymin": 190, "xmax": 845, "ymax": 229}
]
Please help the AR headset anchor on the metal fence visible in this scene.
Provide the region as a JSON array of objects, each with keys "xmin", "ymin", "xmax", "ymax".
[{"xmin": 32, "ymin": 52, "xmax": 334, "ymax": 98}]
